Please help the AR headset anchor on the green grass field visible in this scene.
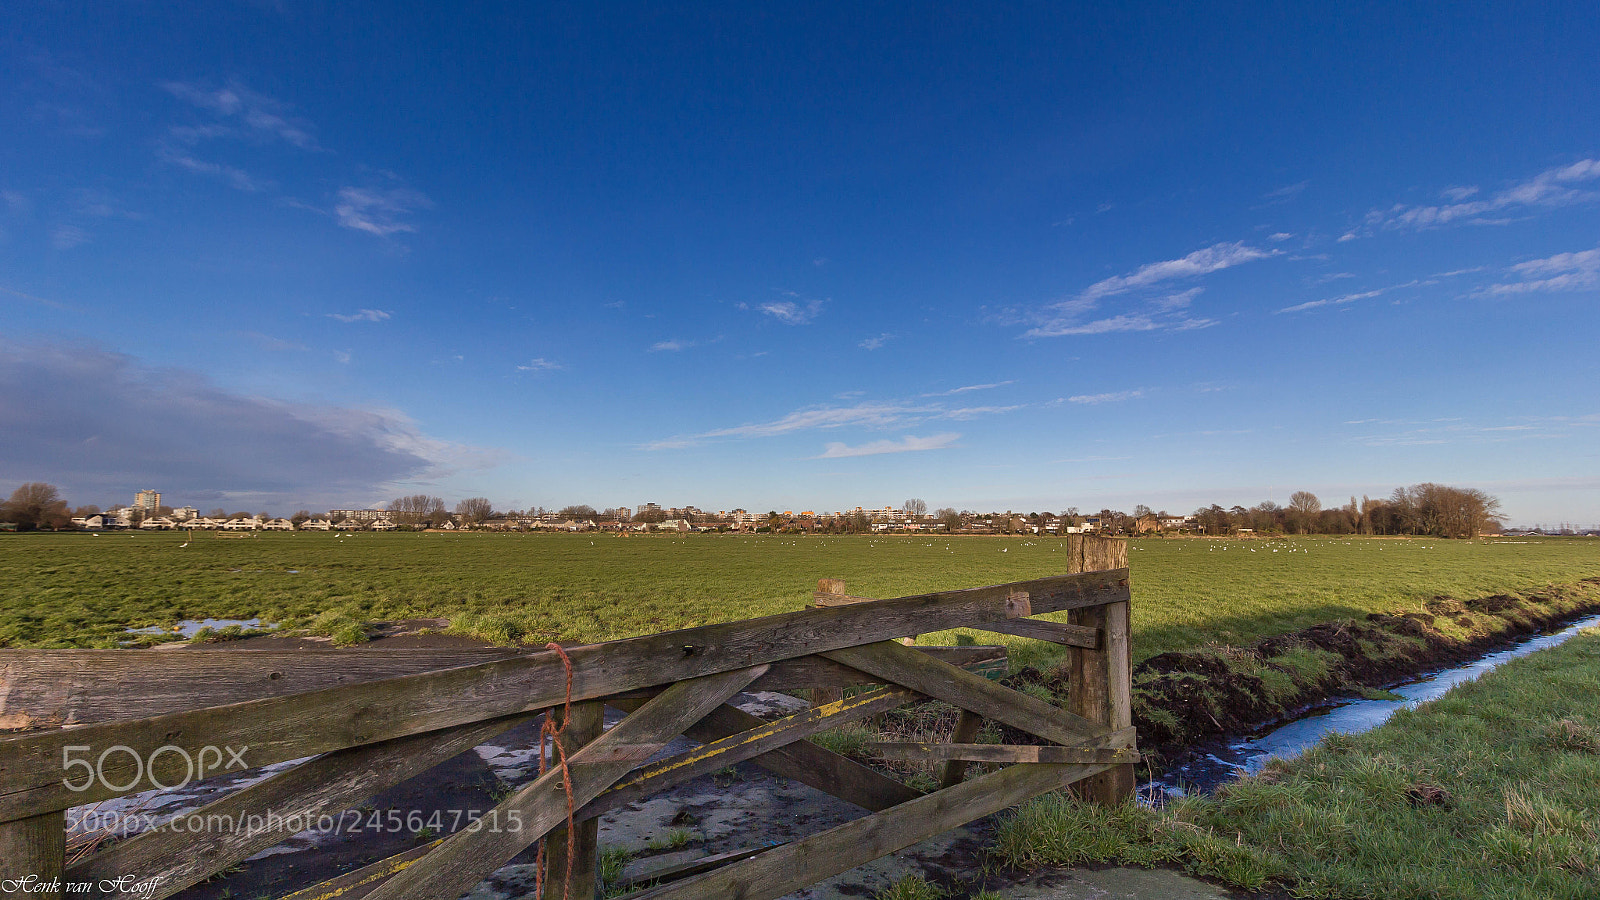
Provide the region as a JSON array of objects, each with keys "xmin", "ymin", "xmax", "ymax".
[
  {"xmin": 0, "ymin": 532, "xmax": 1595, "ymax": 660},
  {"xmin": 992, "ymin": 626, "xmax": 1600, "ymax": 899}
]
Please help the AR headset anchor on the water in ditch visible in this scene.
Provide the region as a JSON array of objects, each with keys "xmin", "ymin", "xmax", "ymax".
[{"xmin": 1146, "ymin": 611, "xmax": 1600, "ymax": 800}]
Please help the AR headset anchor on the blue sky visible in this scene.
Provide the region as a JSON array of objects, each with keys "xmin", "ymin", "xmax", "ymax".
[{"xmin": 2, "ymin": 2, "xmax": 1597, "ymax": 526}]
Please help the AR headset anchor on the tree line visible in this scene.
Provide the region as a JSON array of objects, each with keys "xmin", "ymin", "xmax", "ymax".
[{"xmin": 1187, "ymin": 484, "xmax": 1504, "ymax": 539}]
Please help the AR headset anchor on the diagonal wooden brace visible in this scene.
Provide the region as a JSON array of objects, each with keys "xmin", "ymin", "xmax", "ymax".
[
  {"xmin": 822, "ymin": 641, "xmax": 1113, "ymax": 746},
  {"xmin": 360, "ymin": 664, "xmax": 768, "ymax": 900}
]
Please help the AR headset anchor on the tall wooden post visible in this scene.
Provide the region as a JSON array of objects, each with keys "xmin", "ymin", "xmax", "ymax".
[
  {"xmin": 1068, "ymin": 538, "xmax": 1134, "ymax": 805},
  {"xmin": 811, "ymin": 580, "xmax": 848, "ymax": 708},
  {"xmin": 0, "ymin": 811, "xmax": 65, "ymax": 899},
  {"xmin": 542, "ymin": 700, "xmax": 605, "ymax": 900}
]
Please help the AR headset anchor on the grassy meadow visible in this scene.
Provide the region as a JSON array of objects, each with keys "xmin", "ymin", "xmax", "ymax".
[
  {"xmin": 991, "ymin": 625, "xmax": 1600, "ymax": 899},
  {"xmin": 0, "ymin": 531, "xmax": 1595, "ymax": 660}
]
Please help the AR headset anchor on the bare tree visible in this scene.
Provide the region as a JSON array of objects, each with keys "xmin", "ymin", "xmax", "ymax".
[
  {"xmin": 3, "ymin": 482, "xmax": 70, "ymax": 530},
  {"xmin": 558, "ymin": 504, "xmax": 598, "ymax": 521},
  {"xmin": 1288, "ymin": 491, "xmax": 1321, "ymax": 534},
  {"xmin": 935, "ymin": 507, "xmax": 963, "ymax": 531},
  {"xmin": 455, "ymin": 497, "xmax": 493, "ymax": 524},
  {"xmin": 902, "ymin": 498, "xmax": 928, "ymax": 518},
  {"xmin": 389, "ymin": 495, "xmax": 447, "ymax": 526}
]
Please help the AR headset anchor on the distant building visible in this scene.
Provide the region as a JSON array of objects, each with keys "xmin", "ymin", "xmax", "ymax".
[
  {"xmin": 330, "ymin": 509, "xmax": 387, "ymax": 522},
  {"xmin": 134, "ymin": 489, "xmax": 162, "ymax": 511}
]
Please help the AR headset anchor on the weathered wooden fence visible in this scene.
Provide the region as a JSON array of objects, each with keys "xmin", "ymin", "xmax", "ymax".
[{"xmin": 0, "ymin": 536, "xmax": 1132, "ymax": 900}]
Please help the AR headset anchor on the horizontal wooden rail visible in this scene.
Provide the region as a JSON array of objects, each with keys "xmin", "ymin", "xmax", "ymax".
[
  {"xmin": 0, "ymin": 645, "xmax": 1005, "ymax": 730},
  {"xmin": 0, "ymin": 568, "xmax": 1125, "ymax": 822}
]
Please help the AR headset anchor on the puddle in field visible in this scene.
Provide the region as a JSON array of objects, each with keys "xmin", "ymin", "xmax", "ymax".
[
  {"xmin": 124, "ymin": 617, "xmax": 274, "ymax": 639},
  {"xmin": 1148, "ymin": 612, "xmax": 1600, "ymax": 799}
]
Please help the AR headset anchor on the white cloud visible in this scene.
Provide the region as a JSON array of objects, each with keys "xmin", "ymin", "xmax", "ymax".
[
  {"xmin": 163, "ymin": 81, "xmax": 320, "ymax": 150},
  {"xmin": 1346, "ymin": 159, "xmax": 1600, "ymax": 238},
  {"xmin": 1277, "ymin": 280, "xmax": 1420, "ymax": 314},
  {"xmin": 1440, "ymin": 185, "xmax": 1479, "ymax": 202},
  {"xmin": 1485, "ymin": 245, "xmax": 1600, "ymax": 294},
  {"xmin": 1261, "ymin": 182, "xmax": 1308, "ymax": 203},
  {"xmin": 858, "ymin": 333, "xmax": 891, "ymax": 350},
  {"xmin": 1065, "ymin": 390, "xmax": 1144, "ymax": 405},
  {"xmin": 645, "ymin": 397, "xmax": 1022, "ymax": 450},
  {"xmin": 1025, "ymin": 243, "xmax": 1270, "ymax": 338},
  {"xmin": 1079, "ymin": 242, "xmax": 1275, "ymax": 302},
  {"xmin": 922, "ymin": 381, "xmax": 1013, "ymax": 397},
  {"xmin": 327, "ymin": 309, "xmax": 392, "ymax": 323},
  {"xmin": 50, "ymin": 225, "xmax": 89, "ymax": 250},
  {"xmin": 334, "ymin": 186, "xmax": 432, "ymax": 237},
  {"xmin": 650, "ymin": 339, "xmax": 694, "ymax": 352},
  {"xmin": 758, "ymin": 299, "xmax": 824, "ymax": 325},
  {"xmin": 815, "ymin": 433, "xmax": 961, "ymax": 458},
  {"xmin": 515, "ymin": 358, "xmax": 563, "ymax": 372},
  {"xmin": 1268, "ymin": 232, "xmax": 1294, "ymax": 242}
]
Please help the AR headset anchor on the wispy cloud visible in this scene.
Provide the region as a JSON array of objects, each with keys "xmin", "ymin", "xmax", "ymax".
[
  {"xmin": 1259, "ymin": 181, "xmax": 1308, "ymax": 206},
  {"xmin": 815, "ymin": 433, "xmax": 961, "ymax": 458},
  {"xmin": 1481, "ymin": 246, "xmax": 1600, "ymax": 295},
  {"xmin": 650, "ymin": 339, "xmax": 694, "ymax": 352},
  {"xmin": 757, "ymin": 299, "xmax": 824, "ymax": 325},
  {"xmin": 327, "ymin": 308, "xmax": 392, "ymax": 323},
  {"xmin": 158, "ymin": 80, "xmax": 319, "ymax": 191},
  {"xmin": 1026, "ymin": 242, "xmax": 1273, "ymax": 338},
  {"xmin": 50, "ymin": 225, "xmax": 89, "ymax": 250},
  {"xmin": 1343, "ymin": 159, "xmax": 1600, "ymax": 239},
  {"xmin": 644, "ymin": 397, "xmax": 1021, "ymax": 450},
  {"xmin": 163, "ymin": 81, "xmax": 320, "ymax": 149},
  {"xmin": 922, "ymin": 381, "xmax": 1013, "ymax": 397},
  {"xmin": 1081, "ymin": 242, "xmax": 1275, "ymax": 302},
  {"xmin": 1063, "ymin": 390, "xmax": 1144, "ymax": 405},
  {"xmin": 334, "ymin": 185, "xmax": 432, "ymax": 237},
  {"xmin": 515, "ymin": 358, "xmax": 563, "ymax": 372},
  {"xmin": 858, "ymin": 333, "xmax": 892, "ymax": 350}
]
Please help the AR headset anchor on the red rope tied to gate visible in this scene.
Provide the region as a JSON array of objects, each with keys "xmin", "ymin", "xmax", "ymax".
[{"xmin": 534, "ymin": 641, "xmax": 577, "ymax": 900}]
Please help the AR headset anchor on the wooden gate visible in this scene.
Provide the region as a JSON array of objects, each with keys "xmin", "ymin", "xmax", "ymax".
[{"xmin": 0, "ymin": 538, "xmax": 1133, "ymax": 899}]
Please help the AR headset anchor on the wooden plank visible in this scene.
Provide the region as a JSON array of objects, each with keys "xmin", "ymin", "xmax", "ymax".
[
  {"xmin": 582, "ymin": 685, "xmax": 918, "ymax": 817},
  {"xmin": 967, "ymin": 617, "xmax": 1100, "ymax": 649},
  {"xmin": 822, "ymin": 641, "xmax": 1111, "ymax": 746},
  {"xmin": 937, "ymin": 709, "xmax": 983, "ymax": 789},
  {"xmin": 65, "ymin": 713, "xmax": 533, "ymax": 899},
  {"xmin": 0, "ymin": 811, "xmax": 64, "ymax": 899},
  {"xmin": 0, "ymin": 648, "xmax": 519, "ymax": 731},
  {"xmin": 276, "ymin": 841, "xmax": 439, "ymax": 900},
  {"xmin": 615, "ymin": 843, "xmax": 779, "ymax": 890},
  {"xmin": 868, "ymin": 733, "xmax": 1138, "ymax": 764},
  {"xmin": 748, "ymin": 645, "xmax": 1006, "ymax": 692},
  {"xmin": 2, "ymin": 569, "xmax": 1121, "ymax": 821},
  {"xmin": 543, "ymin": 700, "xmax": 604, "ymax": 900},
  {"xmin": 627, "ymin": 760, "xmax": 1114, "ymax": 900},
  {"xmin": 604, "ymin": 699, "xmax": 922, "ymax": 814},
  {"xmin": 361, "ymin": 665, "xmax": 767, "ymax": 900},
  {"xmin": 1068, "ymin": 600, "xmax": 1136, "ymax": 805}
]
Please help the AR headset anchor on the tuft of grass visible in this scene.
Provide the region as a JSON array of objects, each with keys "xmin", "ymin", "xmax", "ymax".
[
  {"xmin": 809, "ymin": 725, "xmax": 875, "ymax": 758},
  {"xmin": 873, "ymin": 873, "xmax": 945, "ymax": 900},
  {"xmin": 598, "ymin": 845, "xmax": 632, "ymax": 884},
  {"xmin": 329, "ymin": 621, "xmax": 369, "ymax": 646},
  {"xmin": 646, "ymin": 828, "xmax": 692, "ymax": 851}
]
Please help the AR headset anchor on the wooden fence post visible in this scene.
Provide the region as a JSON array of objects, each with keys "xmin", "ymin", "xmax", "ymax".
[
  {"xmin": 1068, "ymin": 538, "xmax": 1133, "ymax": 805},
  {"xmin": 810, "ymin": 580, "xmax": 848, "ymax": 708},
  {"xmin": 0, "ymin": 811, "xmax": 64, "ymax": 899},
  {"xmin": 542, "ymin": 700, "xmax": 605, "ymax": 900}
]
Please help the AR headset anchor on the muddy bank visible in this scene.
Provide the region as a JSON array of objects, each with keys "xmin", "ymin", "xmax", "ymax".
[{"xmin": 1088, "ymin": 577, "xmax": 1600, "ymax": 762}]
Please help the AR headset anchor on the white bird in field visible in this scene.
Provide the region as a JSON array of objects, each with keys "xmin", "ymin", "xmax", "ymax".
[{"xmin": 179, "ymin": 542, "xmax": 189, "ymax": 548}]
